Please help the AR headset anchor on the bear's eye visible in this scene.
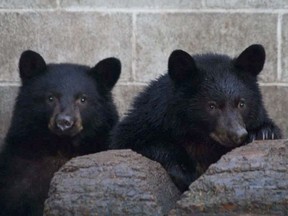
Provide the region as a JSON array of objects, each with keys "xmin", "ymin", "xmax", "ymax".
[
  {"xmin": 209, "ymin": 104, "xmax": 215, "ymax": 109},
  {"xmin": 79, "ymin": 95, "xmax": 87, "ymax": 103},
  {"xmin": 47, "ymin": 95, "xmax": 55, "ymax": 103},
  {"xmin": 208, "ymin": 102, "xmax": 217, "ymax": 110},
  {"xmin": 238, "ymin": 100, "xmax": 245, "ymax": 109}
]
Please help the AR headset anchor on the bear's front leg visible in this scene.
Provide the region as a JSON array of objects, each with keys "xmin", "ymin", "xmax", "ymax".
[
  {"xmin": 167, "ymin": 164, "xmax": 197, "ymax": 192},
  {"xmin": 138, "ymin": 142, "xmax": 197, "ymax": 192}
]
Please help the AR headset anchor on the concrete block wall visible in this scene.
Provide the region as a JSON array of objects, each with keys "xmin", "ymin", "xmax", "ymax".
[{"xmin": 0, "ymin": 0, "xmax": 288, "ymax": 138}]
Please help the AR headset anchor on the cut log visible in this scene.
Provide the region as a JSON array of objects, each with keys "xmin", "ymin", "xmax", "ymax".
[
  {"xmin": 169, "ymin": 140, "xmax": 288, "ymax": 216},
  {"xmin": 44, "ymin": 149, "xmax": 180, "ymax": 216}
]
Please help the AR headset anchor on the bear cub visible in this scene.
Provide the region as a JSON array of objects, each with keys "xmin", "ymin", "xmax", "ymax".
[
  {"xmin": 0, "ymin": 50, "xmax": 121, "ymax": 216},
  {"xmin": 111, "ymin": 44, "xmax": 282, "ymax": 192}
]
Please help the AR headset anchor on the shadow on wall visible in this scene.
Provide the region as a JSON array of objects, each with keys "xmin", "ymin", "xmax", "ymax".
[{"xmin": 0, "ymin": 86, "xmax": 19, "ymax": 140}]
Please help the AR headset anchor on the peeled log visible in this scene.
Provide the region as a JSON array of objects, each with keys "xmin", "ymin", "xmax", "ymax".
[
  {"xmin": 44, "ymin": 149, "xmax": 180, "ymax": 216},
  {"xmin": 169, "ymin": 140, "xmax": 288, "ymax": 216}
]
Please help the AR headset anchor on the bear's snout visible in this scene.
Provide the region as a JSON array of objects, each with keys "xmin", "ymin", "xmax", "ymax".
[
  {"xmin": 210, "ymin": 127, "xmax": 248, "ymax": 147},
  {"xmin": 210, "ymin": 112, "xmax": 248, "ymax": 147},
  {"xmin": 229, "ymin": 127, "xmax": 248, "ymax": 145},
  {"xmin": 49, "ymin": 111, "xmax": 83, "ymax": 137},
  {"xmin": 56, "ymin": 114, "xmax": 75, "ymax": 132}
]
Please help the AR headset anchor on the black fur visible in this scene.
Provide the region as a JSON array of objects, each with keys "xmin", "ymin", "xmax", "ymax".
[
  {"xmin": 111, "ymin": 44, "xmax": 282, "ymax": 192},
  {"xmin": 0, "ymin": 50, "xmax": 121, "ymax": 216}
]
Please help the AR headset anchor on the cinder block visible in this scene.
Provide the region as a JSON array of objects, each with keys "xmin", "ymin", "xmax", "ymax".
[
  {"xmin": 60, "ymin": 0, "xmax": 201, "ymax": 9},
  {"xmin": 0, "ymin": 11, "xmax": 132, "ymax": 82},
  {"xmin": 0, "ymin": 0, "xmax": 57, "ymax": 9},
  {"xmin": 0, "ymin": 86, "xmax": 19, "ymax": 138},
  {"xmin": 282, "ymin": 14, "xmax": 288, "ymax": 81},
  {"xmin": 112, "ymin": 84, "xmax": 145, "ymax": 116},
  {"xmin": 205, "ymin": 0, "xmax": 288, "ymax": 9},
  {"xmin": 261, "ymin": 86, "xmax": 288, "ymax": 138},
  {"xmin": 135, "ymin": 13, "xmax": 278, "ymax": 82}
]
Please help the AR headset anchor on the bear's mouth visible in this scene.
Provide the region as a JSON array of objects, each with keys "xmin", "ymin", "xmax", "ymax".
[
  {"xmin": 209, "ymin": 132, "xmax": 244, "ymax": 148},
  {"xmin": 51, "ymin": 127, "xmax": 83, "ymax": 137},
  {"xmin": 48, "ymin": 121, "xmax": 83, "ymax": 137}
]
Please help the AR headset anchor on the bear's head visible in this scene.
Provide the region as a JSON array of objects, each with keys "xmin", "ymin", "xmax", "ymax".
[
  {"xmin": 17, "ymin": 50, "xmax": 121, "ymax": 139},
  {"xmin": 168, "ymin": 44, "xmax": 266, "ymax": 148}
]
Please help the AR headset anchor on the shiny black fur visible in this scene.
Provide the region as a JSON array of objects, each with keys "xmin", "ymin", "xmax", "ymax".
[{"xmin": 111, "ymin": 44, "xmax": 282, "ymax": 192}]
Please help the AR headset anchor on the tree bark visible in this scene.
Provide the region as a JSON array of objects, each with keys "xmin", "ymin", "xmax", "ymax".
[{"xmin": 44, "ymin": 149, "xmax": 180, "ymax": 216}]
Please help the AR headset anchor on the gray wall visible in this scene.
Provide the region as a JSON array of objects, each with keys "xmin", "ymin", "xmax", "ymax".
[{"xmin": 0, "ymin": 0, "xmax": 288, "ymax": 138}]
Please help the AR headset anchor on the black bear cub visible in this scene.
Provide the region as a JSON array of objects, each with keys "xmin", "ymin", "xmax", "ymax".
[
  {"xmin": 111, "ymin": 44, "xmax": 282, "ymax": 192},
  {"xmin": 0, "ymin": 50, "xmax": 121, "ymax": 216}
]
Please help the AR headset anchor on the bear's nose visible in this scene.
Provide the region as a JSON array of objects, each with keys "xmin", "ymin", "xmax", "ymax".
[
  {"xmin": 231, "ymin": 128, "xmax": 248, "ymax": 145},
  {"xmin": 56, "ymin": 114, "xmax": 74, "ymax": 131}
]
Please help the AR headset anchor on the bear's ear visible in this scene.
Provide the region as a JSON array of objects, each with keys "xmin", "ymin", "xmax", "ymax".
[
  {"xmin": 234, "ymin": 44, "xmax": 265, "ymax": 76},
  {"xmin": 168, "ymin": 49, "xmax": 197, "ymax": 84},
  {"xmin": 90, "ymin": 57, "xmax": 121, "ymax": 91},
  {"xmin": 19, "ymin": 50, "xmax": 47, "ymax": 81}
]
